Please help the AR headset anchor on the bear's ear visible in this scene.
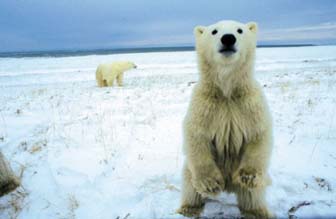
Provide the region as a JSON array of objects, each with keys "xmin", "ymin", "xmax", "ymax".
[
  {"xmin": 246, "ymin": 22, "xmax": 258, "ymax": 33},
  {"xmin": 194, "ymin": 26, "xmax": 206, "ymax": 36}
]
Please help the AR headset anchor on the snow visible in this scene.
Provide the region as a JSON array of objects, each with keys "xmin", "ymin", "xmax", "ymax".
[{"xmin": 0, "ymin": 46, "xmax": 336, "ymax": 219}]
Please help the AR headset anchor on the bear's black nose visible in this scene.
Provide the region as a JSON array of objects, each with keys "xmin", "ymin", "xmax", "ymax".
[{"xmin": 221, "ymin": 34, "xmax": 236, "ymax": 47}]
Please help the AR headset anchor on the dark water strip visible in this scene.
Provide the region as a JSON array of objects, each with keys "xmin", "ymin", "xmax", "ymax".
[{"xmin": 0, "ymin": 44, "xmax": 317, "ymax": 58}]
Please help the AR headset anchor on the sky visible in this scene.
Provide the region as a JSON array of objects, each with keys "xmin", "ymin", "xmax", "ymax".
[{"xmin": 0, "ymin": 0, "xmax": 336, "ymax": 52}]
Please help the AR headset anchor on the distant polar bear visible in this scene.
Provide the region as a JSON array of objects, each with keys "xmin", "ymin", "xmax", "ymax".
[
  {"xmin": 95, "ymin": 61, "xmax": 137, "ymax": 87},
  {"xmin": 177, "ymin": 20, "xmax": 273, "ymax": 219}
]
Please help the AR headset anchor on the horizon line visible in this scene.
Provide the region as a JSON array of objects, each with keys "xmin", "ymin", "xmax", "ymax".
[{"xmin": 0, "ymin": 43, "xmax": 333, "ymax": 58}]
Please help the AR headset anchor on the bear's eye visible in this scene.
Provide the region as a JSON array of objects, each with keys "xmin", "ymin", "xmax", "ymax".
[
  {"xmin": 237, "ymin": 28, "xmax": 243, "ymax": 34},
  {"xmin": 212, "ymin": 29, "xmax": 218, "ymax": 35}
]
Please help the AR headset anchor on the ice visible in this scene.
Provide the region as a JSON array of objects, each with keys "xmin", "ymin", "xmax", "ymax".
[{"xmin": 0, "ymin": 46, "xmax": 336, "ymax": 218}]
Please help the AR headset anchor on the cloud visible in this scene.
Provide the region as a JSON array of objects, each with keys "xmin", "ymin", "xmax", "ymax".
[
  {"xmin": 260, "ymin": 22, "xmax": 336, "ymax": 42},
  {"xmin": 112, "ymin": 34, "xmax": 193, "ymax": 48},
  {"xmin": 1, "ymin": 0, "xmax": 336, "ymax": 51}
]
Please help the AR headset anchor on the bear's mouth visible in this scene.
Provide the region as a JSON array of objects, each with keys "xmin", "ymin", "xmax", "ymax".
[{"xmin": 219, "ymin": 47, "xmax": 236, "ymax": 56}]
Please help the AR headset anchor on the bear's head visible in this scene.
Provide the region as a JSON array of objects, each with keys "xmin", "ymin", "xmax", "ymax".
[
  {"xmin": 194, "ymin": 20, "xmax": 258, "ymax": 71},
  {"xmin": 125, "ymin": 61, "xmax": 137, "ymax": 69}
]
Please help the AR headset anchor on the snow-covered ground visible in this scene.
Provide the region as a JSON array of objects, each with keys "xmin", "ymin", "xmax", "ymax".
[{"xmin": 0, "ymin": 46, "xmax": 336, "ymax": 219}]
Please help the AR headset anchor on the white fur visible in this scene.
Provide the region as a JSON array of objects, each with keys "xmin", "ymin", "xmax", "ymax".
[
  {"xmin": 95, "ymin": 61, "xmax": 136, "ymax": 87},
  {"xmin": 177, "ymin": 20, "xmax": 274, "ymax": 219}
]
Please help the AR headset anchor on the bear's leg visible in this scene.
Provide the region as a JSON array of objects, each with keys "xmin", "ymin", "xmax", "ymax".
[
  {"xmin": 0, "ymin": 151, "xmax": 20, "ymax": 197},
  {"xmin": 107, "ymin": 79, "xmax": 114, "ymax": 87},
  {"xmin": 95, "ymin": 69, "xmax": 104, "ymax": 87},
  {"xmin": 235, "ymin": 186, "xmax": 273, "ymax": 219},
  {"xmin": 96, "ymin": 77, "xmax": 104, "ymax": 87},
  {"xmin": 97, "ymin": 79, "xmax": 104, "ymax": 87},
  {"xmin": 177, "ymin": 166, "xmax": 205, "ymax": 217},
  {"xmin": 116, "ymin": 73, "xmax": 123, "ymax": 86}
]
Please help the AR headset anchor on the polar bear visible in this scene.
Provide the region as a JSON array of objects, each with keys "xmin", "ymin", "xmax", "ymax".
[
  {"xmin": 177, "ymin": 20, "xmax": 273, "ymax": 218},
  {"xmin": 95, "ymin": 61, "xmax": 137, "ymax": 87}
]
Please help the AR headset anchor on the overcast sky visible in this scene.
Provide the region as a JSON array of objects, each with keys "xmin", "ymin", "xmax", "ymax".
[{"xmin": 0, "ymin": 0, "xmax": 336, "ymax": 52}]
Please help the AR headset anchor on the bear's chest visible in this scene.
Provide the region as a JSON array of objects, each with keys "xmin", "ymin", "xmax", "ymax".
[{"xmin": 211, "ymin": 100, "xmax": 255, "ymax": 159}]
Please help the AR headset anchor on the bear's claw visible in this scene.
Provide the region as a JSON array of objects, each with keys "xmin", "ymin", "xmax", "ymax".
[
  {"xmin": 233, "ymin": 167, "xmax": 263, "ymax": 189},
  {"xmin": 192, "ymin": 168, "xmax": 224, "ymax": 196},
  {"xmin": 177, "ymin": 205, "xmax": 204, "ymax": 217}
]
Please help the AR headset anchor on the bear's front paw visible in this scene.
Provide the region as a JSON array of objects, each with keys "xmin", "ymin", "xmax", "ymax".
[
  {"xmin": 192, "ymin": 168, "xmax": 224, "ymax": 196},
  {"xmin": 177, "ymin": 204, "xmax": 204, "ymax": 217},
  {"xmin": 233, "ymin": 167, "xmax": 264, "ymax": 189}
]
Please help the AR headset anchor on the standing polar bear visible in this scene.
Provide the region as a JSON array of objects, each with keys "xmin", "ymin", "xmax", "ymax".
[
  {"xmin": 177, "ymin": 20, "xmax": 273, "ymax": 218},
  {"xmin": 95, "ymin": 61, "xmax": 137, "ymax": 87}
]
